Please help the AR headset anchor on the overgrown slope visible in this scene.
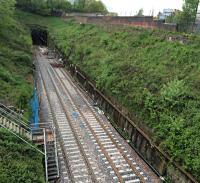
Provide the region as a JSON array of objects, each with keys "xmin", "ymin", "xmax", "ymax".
[
  {"xmin": 0, "ymin": 2, "xmax": 44, "ymax": 182},
  {"xmin": 52, "ymin": 23, "xmax": 200, "ymax": 180},
  {"xmin": 0, "ymin": 1, "xmax": 33, "ymax": 113},
  {"xmin": 0, "ymin": 129, "xmax": 44, "ymax": 183},
  {"xmin": 18, "ymin": 11, "xmax": 200, "ymax": 180}
]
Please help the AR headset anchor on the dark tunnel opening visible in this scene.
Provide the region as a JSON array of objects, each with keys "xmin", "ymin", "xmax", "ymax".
[{"xmin": 31, "ymin": 28, "xmax": 48, "ymax": 46}]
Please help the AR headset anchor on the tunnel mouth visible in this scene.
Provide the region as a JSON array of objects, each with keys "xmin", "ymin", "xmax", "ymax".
[{"xmin": 31, "ymin": 28, "xmax": 48, "ymax": 46}]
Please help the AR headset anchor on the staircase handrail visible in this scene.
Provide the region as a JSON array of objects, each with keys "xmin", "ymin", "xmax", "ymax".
[
  {"xmin": 43, "ymin": 128, "xmax": 49, "ymax": 182},
  {"xmin": 52, "ymin": 127, "xmax": 60, "ymax": 178},
  {"xmin": 0, "ymin": 107, "xmax": 31, "ymax": 131},
  {"xmin": 0, "ymin": 112, "xmax": 33, "ymax": 140},
  {"xmin": 0, "ymin": 123, "xmax": 44, "ymax": 155},
  {"xmin": 0, "ymin": 103, "xmax": 30, "ymax": 125}
]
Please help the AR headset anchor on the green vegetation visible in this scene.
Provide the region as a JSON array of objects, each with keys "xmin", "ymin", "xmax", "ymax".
[
  {"xmin": 16, "ymin": 0, "xmax": 72, "ymax": 15},
  {"xmin": 18, "ymin": 11, "xmax": 200, "ymax": 180},
  {"xmin": 0, "ymin": 0, "xmax": 33, "ymax": 111},
  {"xmin": 137, "ymin": 8, "xmax": 144, "ymax": 16},
  {"xmin": 16, "ymin": 0, "xmax": 107, "ymax": 15},
  {"xmin": 182, "ymin": 0, "xmax": 199, "ymax": 23},
  {"xmin": 0, "ymin": 128, "xmax": 45, "ymax": 183},
  {"xmin": 73, "ymin": 0, "xmax": 107, "ymax": 13},
  {"xmin": 166, "ymin": 0, "xmax": 199, "ymax": 32},
  {"xmin": 0, "ymin": 2, "xmax": 44, "ymax": 182},
  {"xmin": 62, "ymin": 23, "xmax": 200, "ymax": 180}
]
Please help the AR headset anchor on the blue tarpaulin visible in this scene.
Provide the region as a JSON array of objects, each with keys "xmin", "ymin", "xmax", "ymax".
[
  {"xmin": 72, "ymin": 111, "xmax": 78, "ymax": 120},
  {"xmin": 30, "ymin": 88, "xmax": 39, "ymax": 130}
]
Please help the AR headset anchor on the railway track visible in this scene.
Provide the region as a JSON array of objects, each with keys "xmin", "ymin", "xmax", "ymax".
[
  {"xmin": 36, "ymin": 48, "xmax": 160, "ymax": 183},
  {"xmin": 38, "ymin": 65, "xmax": 70, "ymax": 182},
  {"xmin": 37, "ymin": 54, "xmax": 98, "ymax": 183}
]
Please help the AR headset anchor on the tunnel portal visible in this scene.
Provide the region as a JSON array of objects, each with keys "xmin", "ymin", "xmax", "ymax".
[{"xmin": 31, "ymin": 28, "xmax": 48, "ymax": 46}]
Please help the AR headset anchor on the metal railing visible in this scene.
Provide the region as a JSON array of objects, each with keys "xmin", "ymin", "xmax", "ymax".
[
  {"xmin": 0, "ymin": 102, "xmax": 60, "ymax": 182},
  {"xmin": 43, "ymin": 127, "xmax": 60, "ymax": 182},
  {"xmin": 0, "ymin": 122, "xmax": 44, "ymax": 155},
  {"xmin": 0, "ymin": 103, "xmax": 45, "ymax": 154},
  {"xmin": 0, "ymin": 103, "xmax": 30, "ymax": 131},
  {"xmin": 53, "ymin": 127, "xmax": 60, "ymax": 179},
  {"xmin": 0, "ymin": 118, "xmax": 32, "ymax": 140},
  {"xmin": 43, "ymin": 129, "xmax": 49, "ymax": 182}
]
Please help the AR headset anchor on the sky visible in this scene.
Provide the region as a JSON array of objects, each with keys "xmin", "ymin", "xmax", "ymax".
[{"xmin": 100, "ymin": 0, "xmax": 183, "ymax": 16}]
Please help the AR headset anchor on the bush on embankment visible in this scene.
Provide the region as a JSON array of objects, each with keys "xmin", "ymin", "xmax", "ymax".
[
  {"xmin": 0, "ymin": 0, "xmax": 33, "ymax": 117},
  {"xmin": 0, "ymin": 2, "xmax": 44, "ymax": 182},
  {"xmin": 0, "ymin": 128, "xmax": 45, "ymax": 183},
  {"xmin": 18, "ymin": 11, "xmax": 200, "ymax": 181}
]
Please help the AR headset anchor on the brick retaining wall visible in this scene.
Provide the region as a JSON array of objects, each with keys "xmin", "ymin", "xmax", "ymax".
[{"xmin": 66, "ymin": 15, "xmax": 177, "ymax": 31}]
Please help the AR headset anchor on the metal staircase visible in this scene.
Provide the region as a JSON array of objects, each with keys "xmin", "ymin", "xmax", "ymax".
[
  {"xmin": 44, "ymin": 128, "xmax": 60, "ymax": 182},
  {"xmin": 0, "ymin": 103, "xmax": 60, "ymax": 183},
  {"xmin": 0, "ymin": 104, "xmax": 32, "ymax": 140}
]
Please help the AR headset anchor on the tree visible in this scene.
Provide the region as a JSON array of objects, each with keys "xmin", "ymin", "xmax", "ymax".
[
  {"xmin": 16, "ymin": 0, "xmax": 107, "ymax": 14},
  {"xmin": 73, "ymin": 0, "xmax": 107, "ymax": 13},
  {"xmin": 182, "ymin": 0, "xmax": 199, "ymax": 23},
  {"xmin": 74, "ymin": 0, "xmax": 86, "ymax": 12},
  {"xmin": 60, "ymin": 0, "xmax": 72, "ymax": 12},
  {"xmin": 51, "ymin": 0, "xmax": 72, "ymax": 12},
  {"xmin": 178, "ymin": 0, "xmax": 199, "ymax": 31},
  {"xmin": 16, "ymin": 0, "xmax": 51, "ymax": 15},
  {"xmin": 85, "ymin": 0, "xmax": 107, "ymax": 13},
  {"xmin": 164, "ymin": 0, "xmax": 199, "ymax": 31},
  {"xmin": 165, "ymin": 10, "xmax": 182, "ymax": 23},
  {"xmin": 137, "ymin": 8, "xmax": 144, "ymax": 16}
]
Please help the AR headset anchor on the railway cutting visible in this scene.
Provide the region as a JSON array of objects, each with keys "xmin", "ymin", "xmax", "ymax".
[{"xmin": 35, "ymin": 47, "xmax": 161, "ymax": 183}]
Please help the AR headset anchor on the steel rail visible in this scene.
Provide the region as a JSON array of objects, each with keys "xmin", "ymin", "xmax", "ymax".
[
  {"xmin": 37, "ymin": 59, "xmax": 76, "ymax": 183},
  {"xmin": 59, "ymin": 67, "xmax": 147, "ymax": 182},
  {"xmin": 62, "ymin": 67, "xmax": 164, "ymax": 182},
  {"xmin": 47, "ymin": 68, "xmax": 98, "ymax": 183},
  {"xmin": 50, "ymin": 66, "xmax": 141, "ymax": 183},
  {"xmin": 36, "ymin": 49, "xmax": 98, "ymax": 182}
]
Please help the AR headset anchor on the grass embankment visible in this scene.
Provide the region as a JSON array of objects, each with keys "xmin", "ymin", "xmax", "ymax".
[
  {"xmin": 18, "ymin": 11, "xmax": 200, "ymax": 180},
  {"xmin": 0, "ymin": 129, "xmax": 44, "ymax": 183},
  {"xmin": 0, "ymin": 13, "xmax": 33, "ymax": 118},
  {"xmin": 0, "ymin": 2, "xmax": 44, "ymax": 182}
]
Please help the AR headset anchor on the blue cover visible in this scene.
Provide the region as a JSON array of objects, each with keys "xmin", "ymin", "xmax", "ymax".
[{"xmin": 30, "ymin": 88, "xmax": 39, "ymax": 130}]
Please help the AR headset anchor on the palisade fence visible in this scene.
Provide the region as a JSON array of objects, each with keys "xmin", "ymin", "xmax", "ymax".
[
  {"xmin": 177, "ymin": 23, "xmax": 199, "ymax": 33},
  {"xmin": 195, "ymin": 24, "xmax": 200, "ymax": 32}
]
